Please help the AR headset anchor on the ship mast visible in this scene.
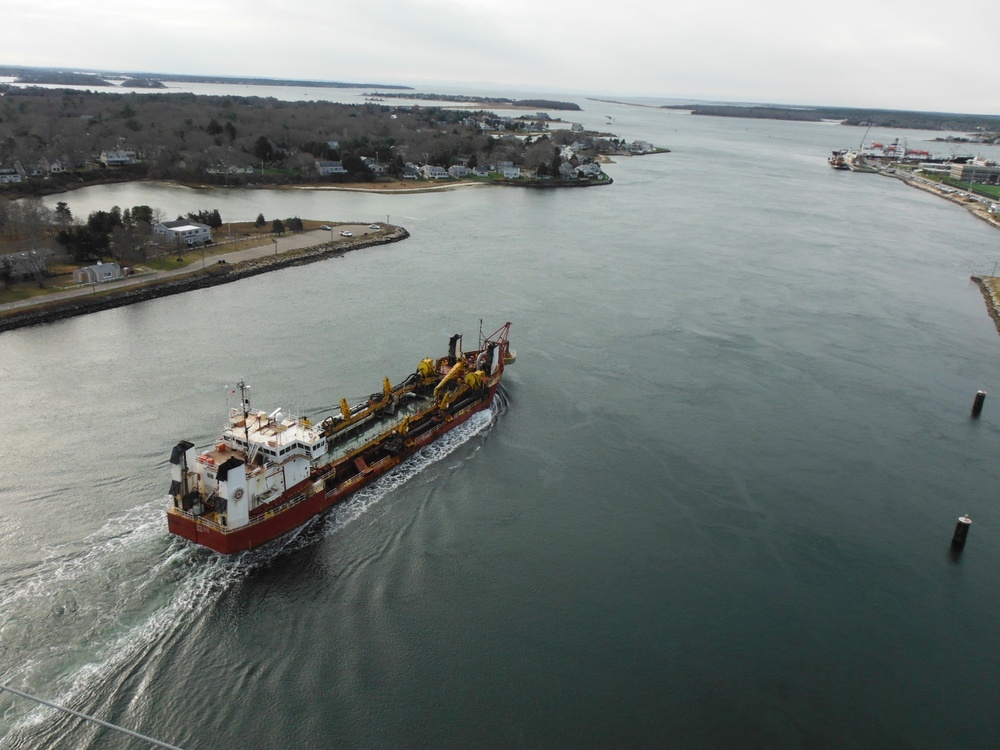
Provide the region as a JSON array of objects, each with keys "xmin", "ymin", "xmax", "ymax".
[{"xmin": 237, "ymin": 379, "xmax": 251, "ymax": 446}]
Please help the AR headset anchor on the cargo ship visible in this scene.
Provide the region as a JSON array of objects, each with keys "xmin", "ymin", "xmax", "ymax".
[{"xmin": 167, "ymin": 322, "xmax": 513, "ymax": 553}]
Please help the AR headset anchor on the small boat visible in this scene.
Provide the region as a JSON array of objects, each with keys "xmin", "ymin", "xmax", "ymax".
[
  {"xmin": 829, "ymin": 149, "xmax": 850, "ymax": 170},
  {"xmin": 167, "ymin": 323, "xmax": 513, "ymax": 553}
]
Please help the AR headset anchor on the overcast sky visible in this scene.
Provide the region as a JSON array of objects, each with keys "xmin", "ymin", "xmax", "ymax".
[{"xmin": 6, "ymin": 0, "xmax": 1000, "ymax": 114}]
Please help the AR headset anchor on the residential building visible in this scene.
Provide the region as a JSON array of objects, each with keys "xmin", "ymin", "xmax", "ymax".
[
  {"xmin": 501, "ymin": 165, "xmax": 521, "ymax": 179},
  {"xmin": 559, "ymin": 162, "xmax": 579, "ymax": 180},
  {"xmin": 361, "ymin": 157, "xmax": 386, "ymax": 175},
  {"xmin": 74, "ymin": 261, "xmax": 123, "ymax": 285},
  {"xmin": 627, "ymin": 140, "xmax": 655, "ymax": 154},
  {"xmin": 0, "ymin": 167, "xmax": 22, "ymax": 184},
  {"xmin": 100, "ymin": 149, "xmax": 137, "ymax": 166},
  {"xmin": 1, "ymin": 249, "xmax": 52, "ymax": 278},
  {"xmin": 154, "ymin": 220, "xmax": 212, "ymax": 246},
  {"xmin": 421, "ymin": 165, "xmax": 449, "ymax": 179},
  {"xmin": 316, "ymin": 160, "xmax": 348, "ymax": 176},
  {"xmin": 448, "ymin": 165, "xmax": 470, "ymax": 178}
]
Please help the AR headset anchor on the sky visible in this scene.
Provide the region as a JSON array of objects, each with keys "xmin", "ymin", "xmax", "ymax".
[{"xmin": 5, "ymin": 0, "xmax": 1000, "ymax": 115}]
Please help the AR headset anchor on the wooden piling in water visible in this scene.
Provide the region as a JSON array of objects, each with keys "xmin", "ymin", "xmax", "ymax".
[
  {"xmin": 951, "ymin": 515, "xmax": 972, "ymax": 548},
  {"xmin": 972, "ymin": 390, "xmax": 986, "ymax": 417}
]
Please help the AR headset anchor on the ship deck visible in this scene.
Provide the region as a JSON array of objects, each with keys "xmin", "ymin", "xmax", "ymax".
[{"xmin": 325, "ymin": 395, "xmax": 435, "ymax": 459}]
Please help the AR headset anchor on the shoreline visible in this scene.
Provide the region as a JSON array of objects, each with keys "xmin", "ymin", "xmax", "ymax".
[
  {"xmin": 887, "ymin": 170, "xmax": 1000, "ymax": 231},
  {"xmin": 971, "ymin": 275, "xmax": 1000, "ymax": 336},
  {"xmin": 0, "ymin": 227, "xmax": 409, "ymax": 333},
  {"xmin": 5, "ymin": 174, "xmax": 614, "ymax": 199}
]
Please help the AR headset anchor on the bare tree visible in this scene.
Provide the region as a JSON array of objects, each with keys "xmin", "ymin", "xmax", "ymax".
[{"xmin": 18, "ymin": 247, "xmax": 53, "ymax": 288}]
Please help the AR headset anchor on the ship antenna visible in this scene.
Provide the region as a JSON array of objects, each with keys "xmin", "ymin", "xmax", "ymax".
[{"xmin": 479, "ymin": 318, "xmax": 484, "ymax": 348}]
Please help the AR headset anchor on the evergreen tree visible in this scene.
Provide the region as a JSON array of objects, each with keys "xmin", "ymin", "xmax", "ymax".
[
  {"xmin": 255, "ymin": 213, "xmax": 266, "ymax": 228},
  {"xmin": 54, "ymin": 201, "xmax": 73, "ymax": 226}
]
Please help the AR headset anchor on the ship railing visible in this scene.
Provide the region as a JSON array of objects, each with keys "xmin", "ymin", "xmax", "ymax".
[{"xmin": 182, "ymin": 448, "xmax": 401, "ymax": 534}]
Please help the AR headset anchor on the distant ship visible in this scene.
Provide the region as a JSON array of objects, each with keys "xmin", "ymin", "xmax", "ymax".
[
  {"xmin": 828, "ymin": 149, "xmax": 850, "ymax": 170},
  {"xmin": 167, "ymin": 323, "xmax": 514, "ymax": 553}
]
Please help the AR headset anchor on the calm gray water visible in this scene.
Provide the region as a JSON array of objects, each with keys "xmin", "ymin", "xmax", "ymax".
[{"xmin": 3, "ymin": 99, "xmax": 1000, "ymax": 749}]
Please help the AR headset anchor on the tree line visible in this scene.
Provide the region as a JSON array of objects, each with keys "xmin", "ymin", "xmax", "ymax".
[{"xmin": 0, "ymin": 87, "xmax": 615, "ymax": 192}]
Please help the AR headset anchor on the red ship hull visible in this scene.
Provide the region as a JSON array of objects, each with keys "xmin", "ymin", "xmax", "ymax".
[{"xmin": 167, "ymin": 385, "xmax": 496, "ymax": 554}]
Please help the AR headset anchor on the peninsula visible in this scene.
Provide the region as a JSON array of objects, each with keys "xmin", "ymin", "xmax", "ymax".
[
  {"xmin": 0, "ymin": 87, "xmax": 652, "ymax": 195},
  {"xmin": 0, "ymin": 221, "xmax": 409, "ymax": 332}
]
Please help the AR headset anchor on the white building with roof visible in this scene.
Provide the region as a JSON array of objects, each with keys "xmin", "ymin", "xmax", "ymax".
[
  {"xmin": 154, "ymin": 220, "xmax": 212, "ymax": 246},
  {"xmin": 73, "ymin": 261, "xmax": 123, "ymax": 285}
]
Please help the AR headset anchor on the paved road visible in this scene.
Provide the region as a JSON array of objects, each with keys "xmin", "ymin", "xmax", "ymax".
[{"xmin": 0, "ymin": 224, "xmax": 381, "ymax": 313}]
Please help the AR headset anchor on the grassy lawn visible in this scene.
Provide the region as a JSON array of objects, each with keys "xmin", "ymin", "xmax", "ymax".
[{"xmin": 0, "ymin": 222, "xmax": 288, "ymax": 307}]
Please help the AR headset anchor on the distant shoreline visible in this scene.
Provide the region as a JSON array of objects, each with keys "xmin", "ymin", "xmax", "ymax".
[
  {"xmin": 0, "ymin": 65, "xmax": 412, "ymax": 90},
  {"xmin": 11, "ymin": 175, "xmax": 613, "ymax": 200}
]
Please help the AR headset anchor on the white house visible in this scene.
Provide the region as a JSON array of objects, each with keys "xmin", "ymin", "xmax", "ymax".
[
  {"xmin": 0, "ymin": 167, "xmax": 22, "ymax": 184},
  {"xmin": 100, "ymin": 149, "xmax": 137, "ymax": 166},
  {"xmin": 501, "ymin": 165, "xmax": 521, "ymax": 179},
  {"xmin": 627, "ymin": 140, "xmax": 655, "ymax": 154},
  {"xmin": 154, "ymin": 220, "xmax": 212, "ymax": 246},
  {"xmin": 448, "ymin": 165, "xmax": 470, "ymax": 178},
  {"xmin": 73, "ymin": 261, "xmax": 123, "ymax": 285},
  {"xmin": 361, "ymin": 157, "xmax": 386, "ymax": 175},
  {"xmin": 316, "ymin": 160, "xmax": 348, "ymax": 176},
  {"xmin": 421, "ymin": 165, "xmax": 449, "ymax": 179},
  {"xmin": 473, "ymin": 165, "xmax": 492, "ymax": 178}
]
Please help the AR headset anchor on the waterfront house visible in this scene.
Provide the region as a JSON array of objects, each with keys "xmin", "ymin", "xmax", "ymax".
[
  {"xmin": 473, "ymin": 165, "xmax": 492, "ymax": 178},
  {"xmin": 0, "ymin": 167, "xmax": 22, "ymax": 184},
  {"xmin": 99, "ymin": 149, "xmax": 137, "ymax": 166},
  {"xmin": 627, "ymin": 140, "xmax": 655, "ymax": 154},
  {"xmin": 501, "ymin": 165, "xmax": 521, "ymax": 179},
  {"xmin": 448, "ymin": 165, "xmax": 470, "ymax": 178},
  {"xmin": 361, "ymin": 157, "xmax": 386, "ymax": 175},
  {"xmin": 559, "ymin": 162, "xmax": 579, "ymax": 180},
  {"xmin": 154, "ymin": 220, "xmax": 212, "ymax": 246},
  {"xmin": 421, "ymin": 165, "xmax": 449, "ymax": 180},
  {"xmin": 315, "ymin": 160, "xmax": 348, "ymax": 176},
  {"xmin": 73, "ymin": 261, "xmax": 123, "ymax": 285}
]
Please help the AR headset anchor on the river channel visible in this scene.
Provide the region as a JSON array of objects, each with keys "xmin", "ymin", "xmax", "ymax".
[{"xmin": 2, "ymin": 95, "xmax": 1000, "ymax": 749}]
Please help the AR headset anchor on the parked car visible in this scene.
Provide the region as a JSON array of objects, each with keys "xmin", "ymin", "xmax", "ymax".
[
  {"xmin": 319, "ymin": 225, "xmax": 331, "ymax": 230},
  {"xmin": 368, "ymin": 224, "xmax": 380, "ymax": 229},
  {"xmin": 340, "ymin": 230, "xmax": 353, "ymax": 237}
]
